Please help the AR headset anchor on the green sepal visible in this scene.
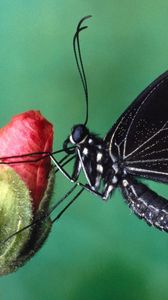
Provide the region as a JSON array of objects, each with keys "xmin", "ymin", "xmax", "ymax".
[
  {"xmin": 0, "ymin": 165, "xmax": 33, "ymax": 275},
  {"xmin": 14, "ymin": 166, "xmax": 55, "ymax": 269},
  {"xmin": 0, "ymin": 166, "xmax": 55, "ymax": 275}
]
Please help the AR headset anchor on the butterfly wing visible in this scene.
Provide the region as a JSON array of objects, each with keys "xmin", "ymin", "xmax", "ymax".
[{"xmin": 105, "ymin": 71, "xmax": 168, "ymax": 183}]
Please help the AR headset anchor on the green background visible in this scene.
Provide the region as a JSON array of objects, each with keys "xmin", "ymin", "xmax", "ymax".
[{"xmin": 1, "ymin": 1, "xmax": 168, "ymax": 299}]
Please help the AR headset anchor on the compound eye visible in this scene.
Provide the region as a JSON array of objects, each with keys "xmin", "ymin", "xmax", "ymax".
[
  {"xmin": 73, "ymin": 127, "xmax": 83, "ymax": 143},
  {"xmin": 72, "ymin": 124, "xmax": 88, "ymax": 143}
]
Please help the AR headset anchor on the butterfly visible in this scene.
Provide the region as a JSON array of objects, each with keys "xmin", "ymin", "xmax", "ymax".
[{"xmin": 49, "ymin": 16, "xmax": 168, "ymax": 233}]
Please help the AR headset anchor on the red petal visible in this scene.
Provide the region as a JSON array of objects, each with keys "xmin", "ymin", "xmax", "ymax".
[{"xmin": 0, "ymin": 111, "xmax": 53, "ymax": 210}]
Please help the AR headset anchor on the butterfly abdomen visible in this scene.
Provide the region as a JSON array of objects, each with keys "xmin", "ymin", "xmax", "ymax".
[{"xmin": 120, "ymin": 177, "xmax": 168, "ymax": 232}]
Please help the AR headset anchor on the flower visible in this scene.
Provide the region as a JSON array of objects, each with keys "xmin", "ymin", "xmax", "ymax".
[{"xmin": 0, "ymin": 111, "xmax": 55, "ymax": 275}]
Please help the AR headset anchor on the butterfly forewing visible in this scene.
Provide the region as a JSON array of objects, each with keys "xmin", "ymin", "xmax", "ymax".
[{"xmin": 105, "ymin": 71, "xmax": 168, "ymax": 183}]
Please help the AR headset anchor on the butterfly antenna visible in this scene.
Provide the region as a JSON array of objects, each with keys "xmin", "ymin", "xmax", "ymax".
[{"xmin": 73, "ymin": 15, "xmax": 92, "ymax": 126}]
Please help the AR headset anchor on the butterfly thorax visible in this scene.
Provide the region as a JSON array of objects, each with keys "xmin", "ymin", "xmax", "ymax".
[{"xmin": 64, "ymin": 124, "xmax": 123, "ymax": 199}]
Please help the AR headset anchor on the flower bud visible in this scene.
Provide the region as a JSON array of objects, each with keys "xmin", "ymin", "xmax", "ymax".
[{"xmin": 0, "ymin": 111, "xmax": 55, "ymax": 275}]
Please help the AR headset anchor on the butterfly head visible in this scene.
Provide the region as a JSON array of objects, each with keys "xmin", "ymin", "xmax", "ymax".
[{"xmin": 63, "ymin": 124, "xmax": 89, "ymax": 153}]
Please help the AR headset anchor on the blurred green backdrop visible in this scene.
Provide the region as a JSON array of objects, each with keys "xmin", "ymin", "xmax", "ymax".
[{"xmin": 1, "ymin": 1, "xmax": 168, "ymax": 299}]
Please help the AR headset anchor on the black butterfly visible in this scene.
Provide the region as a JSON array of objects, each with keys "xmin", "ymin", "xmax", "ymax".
[
  {"xmin": 52, "ymin": 16, "xmax": 168, "ymax": 233},
  {"xmin": 3, "ymin": 16, "xmax": 168, "ymax": 239}
]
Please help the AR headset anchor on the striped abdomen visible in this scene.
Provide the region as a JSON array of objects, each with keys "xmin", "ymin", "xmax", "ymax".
[{"xmin": 120, "ymin": 177, "xmax": 168, "ymax": 232}]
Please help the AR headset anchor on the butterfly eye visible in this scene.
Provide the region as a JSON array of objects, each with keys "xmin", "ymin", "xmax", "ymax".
[{"xmin": 71, "ymin": 124, "xmax": 89, "ymax": 144}]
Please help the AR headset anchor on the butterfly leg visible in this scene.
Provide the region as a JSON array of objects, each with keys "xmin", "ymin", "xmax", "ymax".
[
  {"xmin": 50, "ymin": 153, "xmax": 117, "ymax": 199},
  {"xmin": 50, "ymin": 153, "xmax": 77, "ymax": 182},
  {"xmin": 120, "ymin": 176, "xmax": 168, "ymax": 232}
]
